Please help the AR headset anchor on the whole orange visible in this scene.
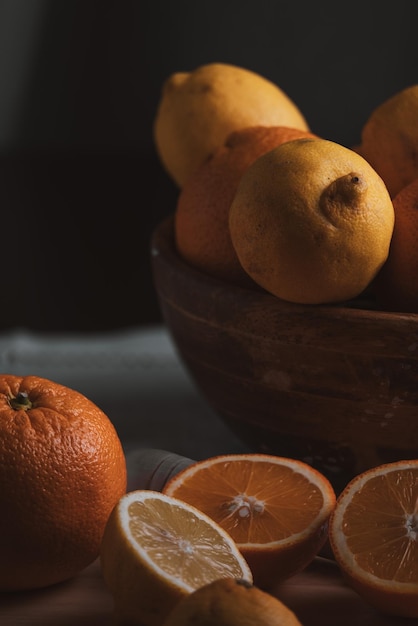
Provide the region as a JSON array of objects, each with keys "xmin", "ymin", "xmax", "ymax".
[
  {"xmin": 358, "ymin": 85, "xmax": 418, "ymax": 198},
  {"xmin": 0, "ymin": 374, "xmax": 127, "ymax": 591},
  {"xmin": 372, "ymin": 178, "xmax": 418, "ymax": 312},
  {"xmin": 175, "ymin": 125, "xmax": 317, "ymax": 285}
]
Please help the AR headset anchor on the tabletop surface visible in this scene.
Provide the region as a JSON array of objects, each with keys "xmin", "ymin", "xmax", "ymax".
[
  {"xmin": 0, "ymin": 324, "xmax": 250, "ymax": 459},
  {"xmin": 0, "ymin": 556, "xmax": 411, "ymax": 626},
  {"xmin": 0, "ymin": 325, "xmax": 413, "ymax": 625}
]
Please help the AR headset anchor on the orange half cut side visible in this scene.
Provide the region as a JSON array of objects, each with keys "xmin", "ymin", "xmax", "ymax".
[
  {"xmin": 163, "ymin": 453, "xmax": 336, "ymax": 589},
  {"xmin": 329, "ymin": 460, "xmax": 418, "ymax": 618}
]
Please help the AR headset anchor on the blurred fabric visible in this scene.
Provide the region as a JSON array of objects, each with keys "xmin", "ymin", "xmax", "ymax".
[
  {"xmin": 0, "ymin": 324, "xmax": 250, "ymax": 457},
  {"xmin": 0, "ymin": 0, "xmax": 417, "ymax": 331}
]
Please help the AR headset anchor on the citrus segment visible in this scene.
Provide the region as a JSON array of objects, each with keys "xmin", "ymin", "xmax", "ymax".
[
  {"xmin": 100, "ymin": 490, "xmax": 252, "ymax": 626},
  {"xmin": 329, "ymin": 460, "xmax": 418, "ymax": 617},
  {"xmin": 163, "ymin": 453, "xmax": 336, "ymax": 589}
]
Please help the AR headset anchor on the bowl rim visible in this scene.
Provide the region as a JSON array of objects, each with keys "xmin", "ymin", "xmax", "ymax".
[{"xmin": 151, "ymin": 215, "xmax": 418, "ymax": 326}]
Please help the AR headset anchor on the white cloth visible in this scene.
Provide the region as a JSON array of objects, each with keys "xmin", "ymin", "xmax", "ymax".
[{"xmin": 0, "ymin": 324, "xmax": 249, "ymax": 461}]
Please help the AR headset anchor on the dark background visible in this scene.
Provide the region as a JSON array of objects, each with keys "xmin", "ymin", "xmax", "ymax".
[{"xmin": 0, "ymin": 0, "xmax": 416, "ymax": 332}]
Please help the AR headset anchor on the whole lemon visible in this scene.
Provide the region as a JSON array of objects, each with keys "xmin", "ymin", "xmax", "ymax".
[
  {"xmin": 175, "ymin": 125, "xmax": 317, "ymax": 285},
  {"xmin": 154, "ymin": 62, "xmax": 309, "ymax": 187},
  {"xmin": 229, "ymin": 138, "xmax": 395, "ymax": 304}
]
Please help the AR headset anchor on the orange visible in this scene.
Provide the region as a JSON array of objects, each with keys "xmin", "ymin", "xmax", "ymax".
[
  {"xmin": 0, "ymin": 374, "xmax": 127, "ymax": 591},
  {"xmin": 162, "ymin": 577, "xmax": 302, "ymax": 626},
  {"xmin": 153, "ymin": 62, "xmax": 310, "ymax": 187},
  {"xmin": 175, "ymin": 125, "xmax": 318, "ymax": 286},
  {"xmin": 100, "ymin": 489, "xmax": 252, "ymax": 626},
  {"xmin": 328, "ymin": 460, "xmax": 418, "ymax": 618},
  {"xmin": 372, "ymin": 178, "xmax": 418, "ymax": 312},
  {"xmin": 358, "ymin": 84, "xmax": 418, "ymax": 198},
  {"xmin": 229, "ymin": 138, "xmax": 395, "ymax": 304},
  {"xmin": 162, "ymin": 453, "xmax": 336, "ymax": 590}
]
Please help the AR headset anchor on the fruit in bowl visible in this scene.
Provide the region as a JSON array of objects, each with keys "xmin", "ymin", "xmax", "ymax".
[
  {"xmin": 151, "ymin": 63, "xmax": 418, "ymax": 493},
  {"xmin": 228, "ymin": 136, "xmax": 394, "ymax": 305},
  {"xmin": 151, "ymin": 216, "xmax": 418, "ymax": 495},
  {"xmin": 153, "ymin": 62, "xmax": 309, "ymax": 187}
]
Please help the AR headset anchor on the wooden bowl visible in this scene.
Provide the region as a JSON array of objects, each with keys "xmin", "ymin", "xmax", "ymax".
[{"xmin": 151, "ymin": 216, "xmax": 418, "ymax": 493}]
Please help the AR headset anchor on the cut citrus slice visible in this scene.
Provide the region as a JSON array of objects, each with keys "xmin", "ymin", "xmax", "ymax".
[
  {"xmin": 163, "ymin": 453, "xmax": 336, "ymax": 589},
  {"xmin": 329, "ymin": 460, "xmax": 418, "ymax": 618},
  {"xmin": 100, "ymin": 489, "xmax": 252, "ymax": 626}
]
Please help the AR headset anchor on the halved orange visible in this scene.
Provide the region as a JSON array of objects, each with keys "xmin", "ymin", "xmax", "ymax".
[
  {"xmin": 162, "ymin": 453, "xmax": 336, "ymax": 589},
  {"xmin": 329, "ymin": 460, "xmax": 418, "ymax": 618},
  {"xmin": 100, "ymin": 489, "xmax": 252, "ymax": 626}
]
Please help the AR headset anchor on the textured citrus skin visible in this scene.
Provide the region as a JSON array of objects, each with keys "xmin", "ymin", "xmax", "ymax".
[
  {"xmin": 358, "ymin": 84, "xmax": 418, "ymax": 198},
  {"xmin": 372, "ymin": 178, "xmax": 418, "ymax": 312},
  {"xmin": 175, "ymin": 125, "xmax": 317, "ymax": 286},
  {"xmin": 0, "ymin": 374, "xmax": 127, "ymax": 591},
  {"xmin": 229, "ymin": 138, "xmax": 394, "ymax": 304},
  {"xmin": 162, "ymin": 577, "xmax": 303, "ymax": 626},
  {"xmin": 154, "ymin": 62, "xmax": 310, "ymax": 187}
]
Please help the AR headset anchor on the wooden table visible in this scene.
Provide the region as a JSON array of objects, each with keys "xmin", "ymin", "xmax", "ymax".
[
  {"xmin": 0, "ymin": 560, "xmax": 113, "ymax": 626},
  {"xmin": 0, "ymin": 557, "xmax": 414, "ymax": 625}
]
